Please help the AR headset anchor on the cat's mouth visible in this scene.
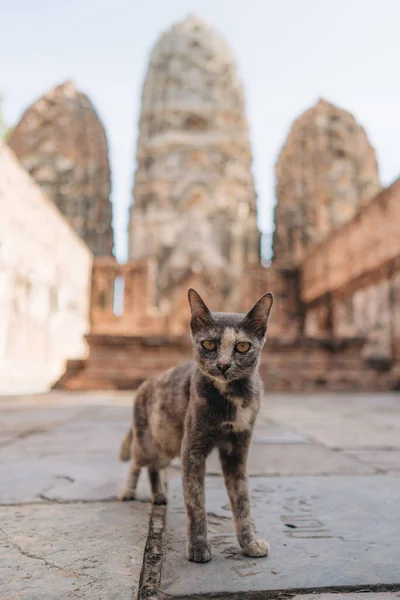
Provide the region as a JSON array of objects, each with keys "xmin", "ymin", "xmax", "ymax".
[
  {"xmin": 211, "ymin": 369, "xmax": 232, "ymax": 382},
  {"xmin": 201, "ymin": 367, "xmax": 230, "ymax": 383}
]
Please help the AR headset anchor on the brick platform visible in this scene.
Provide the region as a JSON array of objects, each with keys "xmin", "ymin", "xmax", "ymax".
[{"xmin": 54, "ymin": 334, "xmax": 400, "ymax": 392}]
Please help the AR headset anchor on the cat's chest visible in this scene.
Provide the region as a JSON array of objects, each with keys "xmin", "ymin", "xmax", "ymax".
[{"xmin": 220, "ymin": 397, "xmax": 254, "ymax": 433}]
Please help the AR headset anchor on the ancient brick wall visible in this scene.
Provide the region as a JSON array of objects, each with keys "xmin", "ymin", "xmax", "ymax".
[
  {"xmin": 301, "ymin": 179, "xmax": 400, "ymax": 361},
  {"xmin": 301, "ymin": 180, "xmax": 400, "ymax": 303},
  {"xmin": 90, "ymin": 258, "xmax": 164, "ymax": 336},
  {"xmin": 334, "ymin": 273, "xmax": 400, "ymax": 361},
  {"xmin": 0, "ymin": 143, "xmax": 92, "ymax": 393},
  {"xmin": 90, "ymin": 257, "xmax": 255, "ymax": 338}
]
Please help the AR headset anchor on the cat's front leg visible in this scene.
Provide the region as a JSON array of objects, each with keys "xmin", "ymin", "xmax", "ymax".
[
  {"xmin": 219, "ymin": 432, "xmax": 269, "ymax": 558},
  {"xmin": 181, "ymin": 432, "xmax": 213, "ymax": 563}
]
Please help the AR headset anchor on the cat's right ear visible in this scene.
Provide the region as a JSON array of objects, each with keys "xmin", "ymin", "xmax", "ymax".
[{"xmin": 188, "ymin": 288, "xmax": 212, "ymax": 331}]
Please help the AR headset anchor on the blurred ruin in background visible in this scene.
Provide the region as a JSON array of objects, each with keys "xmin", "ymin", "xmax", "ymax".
[{"xmin": 1, "ymin": 15, "xmax": 400, "ymax": 394}]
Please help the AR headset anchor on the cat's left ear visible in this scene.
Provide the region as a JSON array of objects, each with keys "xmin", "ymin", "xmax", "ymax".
[{"xmin": 244, "ymin": 293, "xmax": 273, "ymax": 338}]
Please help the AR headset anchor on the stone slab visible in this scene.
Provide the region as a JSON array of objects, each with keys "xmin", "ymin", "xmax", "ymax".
[
  {"xmin": 343, "ymin": 450, "xmax": 400, "ymax": 474},
  {"xmin": 206, "ymin": 443, "xmax": 374, "ymax": 476},
  {"xmin": 0, "ymin": 399, "xmax": 151, "ymax": 504},
  {"xmin": 296, "ymin": 595, "xmax": 400, "ymax": 600},
  {"xmin": 251, "ymin": 420, "xmax": 310, "ymax": 444},
  {"xmin": 0, "ymin": 501, "xmax": 150, "ymax": 600},
  {"xmin": 160, "ymin": 475, "xmax": 400, "ymax": 597},
  {"xmin": 263, "ymin": 393, "xmax": 400, "ymax": 449},
  {"xmin": 0, "ymin": 452, "xmax": 145, "ymax": 504},
  {"xmin": 0, "ymin": 396, "xmax": 132, "ymax": 446},
  {"xmin": 171, "ymin": 444, "xmax": 374, "ymax": 477},
  {"xmin": 0, "ymin": 404, "xmax": 87, "ymax": 440},
  {"xmin": 0, "ymin": 434, "xmax": 15, "ymax": 448}
]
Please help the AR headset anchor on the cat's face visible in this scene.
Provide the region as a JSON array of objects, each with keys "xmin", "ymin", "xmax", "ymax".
[{"xmin": 188, "ymin": 289, "xmax": 273, "ymax": 383}]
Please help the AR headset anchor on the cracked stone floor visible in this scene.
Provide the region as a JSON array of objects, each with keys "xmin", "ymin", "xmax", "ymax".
[{"xmin": 0, "ymin": 391, "xmax": 400, "ymax": 599}]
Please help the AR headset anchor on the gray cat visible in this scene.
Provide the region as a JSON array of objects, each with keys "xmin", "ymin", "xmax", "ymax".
[{"xmin": 119, "ymin": 288, "xmax": 273, "ymax": 563}]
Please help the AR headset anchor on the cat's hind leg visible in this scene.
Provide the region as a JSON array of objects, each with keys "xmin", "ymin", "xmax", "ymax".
[
  {"xmin": 148, "ymin": 469, "xmax": 167, "ymax": 505},
  {"xmin": 118, "ymin": 461, "xmax": 141, "ymax": 501}
]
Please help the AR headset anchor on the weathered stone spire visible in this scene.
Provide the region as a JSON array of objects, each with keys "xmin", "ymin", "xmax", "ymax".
[
  {"xmin": 129, "ymin": 15, "xmax": 260, "ymax": 295},
  {"xmin": 273, "ymin": 98, "xmax": 380, "ymax": 265},
  {"xmin": 8, "ymin": 81, "xmax": 113, "ymax": 256}
]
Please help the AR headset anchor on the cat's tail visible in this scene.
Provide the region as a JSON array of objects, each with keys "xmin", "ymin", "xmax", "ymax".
[{"xmin": 119, "ymin": 428, "xmax": 133, "ymax": 462}]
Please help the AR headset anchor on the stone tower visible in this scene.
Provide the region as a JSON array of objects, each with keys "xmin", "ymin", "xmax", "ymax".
[
  {"xmin": 129, "ymin": 14, "xmax": 260, "ymax": 296},
  {"xmin": 273, "ymin": 99, "xmax": 380, "ymax": 266},
  {"xmin": 8, "ymin": 81, "xmax": 113, "ymax": 256}
]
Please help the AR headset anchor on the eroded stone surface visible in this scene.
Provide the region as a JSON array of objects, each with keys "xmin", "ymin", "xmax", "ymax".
[
  {"xmin": 0, "ymin": 393, "xmax": 152, "ymax": 600},
  {"xmin": 297, "ymin": 595, "xmax": 400, "ymax": 600},
  {"xmin": 0, "ymin": 395, "xmax": 151, "ymax": 504},
  {"xmin": 263, "ymin": 393, "xmax": 400, "ymax": 449},
  {"xmin": 2, "ymin": 391, "xmax": 400, "ymax": 598},
  {"xmin": 251, "ymin": 420, "xmax": 310, "ymax": 444},
  {"xmin": 171, "ymin": 442, "xmax": 373, "ymax": 477},
  {"xmin": 0, "ymin": 502, "xmax": 150, "ymax": 600},
  {"xmin": 8, "ymin": 81, "xmax": 113, "ymax": 256},
  {"xmin": 205, "ymin": 443, "xmax": 374, "ymax": 476},
  {"xmin": 273, "ymin": 98, "xmax": 380, "ymax": 265},
  {"xmin": 161, "ymin": 476, "xmax": 400, "ymax": 597},
  {"xmin": 130, "ymin": 14, "xmax": 260, "ymax": 303},
  {"xmin": 343, "ymin": 449, "xmax": 400, "ymax": 474}
]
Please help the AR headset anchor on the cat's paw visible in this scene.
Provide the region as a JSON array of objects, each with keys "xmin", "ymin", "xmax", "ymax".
[
  {"xmin": 118, "ymin": 489, "xmax": 136, "ymax": 502},
  {"xmin": 242, "ymin": 538, "xmax": 270, "ymax": 558},
  {"xmin": 152, "ymin": 492, "xmax": 168, "ymax": 505},
  {"xmin": 186, "ymin": 540, "xmax": 212, "ymax": 563}
]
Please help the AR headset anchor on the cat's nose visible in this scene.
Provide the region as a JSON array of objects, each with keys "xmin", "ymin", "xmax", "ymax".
[{"xmin": 217, "ymin": 363, "xmax": 231, "ymax": 374}]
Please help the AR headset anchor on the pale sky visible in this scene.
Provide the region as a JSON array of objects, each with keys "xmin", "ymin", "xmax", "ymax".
[{"xmin": 1, "ymin": 0, "xmax": 399, "ymax": 261}]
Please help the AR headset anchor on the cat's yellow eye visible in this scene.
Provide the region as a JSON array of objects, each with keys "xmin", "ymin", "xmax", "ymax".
[
  {"xmin": 202, "ymin": 340, "xmax": 217, "ymax": 351},
  {"xmin": 235, "ymin": 342, "xmax": 251, "ymax": 353}
]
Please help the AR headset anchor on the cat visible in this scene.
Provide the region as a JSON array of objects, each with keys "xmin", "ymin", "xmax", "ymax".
[{"xmin": 118, "ymin": 287, "xmax": 273, "ymax": 563}]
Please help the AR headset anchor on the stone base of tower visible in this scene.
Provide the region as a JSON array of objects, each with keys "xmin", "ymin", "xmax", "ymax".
[
  {"xmin": 53, "ymin": 333, "xmax": 400, "ymax": 393},
  {"xmin": 54, "ymin": 334, "xmax": 193, "ymax": 391}
]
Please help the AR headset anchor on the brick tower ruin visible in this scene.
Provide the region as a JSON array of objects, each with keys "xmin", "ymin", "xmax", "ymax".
[
  {"xmin": 273, "ymin": 99, "xmax": 381, "ymax": 266},
  {"xmin": 8, "ymin": 81, "xmax": 114, "ymax": 256},
  {"xmin": 129, "ymin": 14, "xmax": 260, "ymax": 299}
]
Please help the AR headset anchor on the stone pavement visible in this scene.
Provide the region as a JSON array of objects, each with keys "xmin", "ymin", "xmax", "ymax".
[
  {"xmin": 0, "ymin": 392, "xmax": 150, "ymax": 599},
  {"xmin": 0, "ymin": 392, "xmax": 400, "ymax": 599}
]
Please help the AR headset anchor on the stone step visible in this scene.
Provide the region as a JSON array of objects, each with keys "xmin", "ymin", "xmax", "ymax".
[{"xmin": 55, "ymin": 334, "xmax": 400, "ymax": 392}]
